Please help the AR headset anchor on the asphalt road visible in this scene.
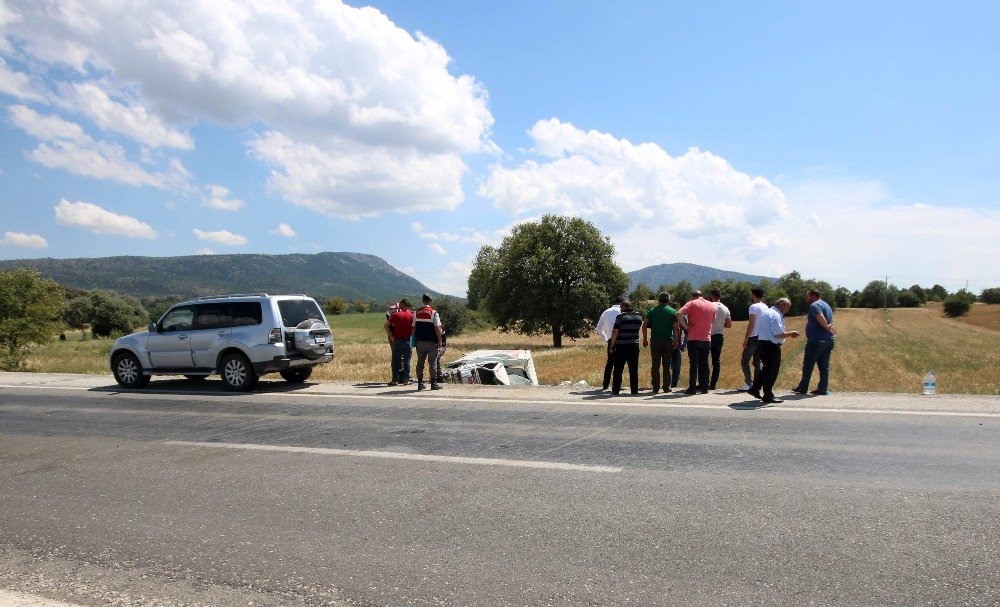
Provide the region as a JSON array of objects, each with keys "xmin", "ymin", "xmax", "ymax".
[{"xmin": 1, "ymin": 379, "xmax": 998, "ymax": 606}]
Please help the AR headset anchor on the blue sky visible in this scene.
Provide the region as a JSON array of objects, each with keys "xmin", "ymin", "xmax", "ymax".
[{"xmin": 1, "ymin": 0, "xmax": 998, "ymax": 295}]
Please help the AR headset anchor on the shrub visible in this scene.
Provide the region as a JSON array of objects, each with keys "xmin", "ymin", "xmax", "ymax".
[
  {"xmin": 433, "ymin": 296, "xmax": 475, "ymax": 337},
  {"xmin": 981, "ymin": 287, "xmax": 1000, "ymax": 305},
  {"xmin": 896, "ymin": 290, "xmax": 921, "ymax": 308},
  {"xmin": 326, "ymin": 296, "xmax": 348, "ymax": 315},
  {"xmin": 943, "ymin": 297, "xmax": 971, "ymax": 318}
]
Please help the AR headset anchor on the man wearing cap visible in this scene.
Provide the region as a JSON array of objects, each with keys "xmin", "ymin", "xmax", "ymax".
[
  {"xmin": 678, "ymin": 290, "xmax": 716, "ymax": 394},
  {"xmin": 749, "ymin": 297, "xmax": 800, "ymax": 404},
  {"xmin": 608, "ymin": 298, "xmax": 643, "ymax": 395},
  {"xmin": 597, "ymin": 296, "xmax": 625, "ymax": 391},
  {"xmin": 412, "ymin": 293, "xmax": 444, "ymax": 390}
]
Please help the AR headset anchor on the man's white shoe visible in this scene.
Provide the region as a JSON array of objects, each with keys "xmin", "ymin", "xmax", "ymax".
[{"xmin": 737, "ymin": 383, "xmax": 751, "ymax": 391}]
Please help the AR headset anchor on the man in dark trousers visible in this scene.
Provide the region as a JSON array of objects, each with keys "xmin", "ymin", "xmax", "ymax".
[
  {"xmin": 597, "ymin": 296, "xmax": 625, "ymax": 391},
  {"xmin": 642, "ymin": 291, "xmax": 679, "ymax": 394},
  {"xmin": 411, "ymin": 293, "xmax": 444, "ymax": 390},
  {"xmin": 383, "ymin": 298, "xmax": 413, "ymax": 385},
  {"xmin": 678, "ymin": 290, "xmax": 717, "ymax": 394},
  {"xmin": 608, "ymin": 299, "xmax": 643, "ymax": 395},
  {"xmin": 792, "ymin": 289, "xmax": 836, "ymax": 395},
  {"xmin": 749, "ymin": 297, "xmax": 800, "ymax": 404}
]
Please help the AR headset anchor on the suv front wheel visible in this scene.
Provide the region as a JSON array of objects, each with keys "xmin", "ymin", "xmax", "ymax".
[
  {"xmin": 112, "ymin": 352, "xmax": 151, "ymax": 388},
  {"xmin": 220, "ymin": 352, "xmax": 258, "ymax": 392}
]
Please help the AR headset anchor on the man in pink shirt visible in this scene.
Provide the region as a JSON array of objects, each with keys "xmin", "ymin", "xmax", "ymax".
[{"xmin": 678, "ymin": 290, "xmax": 717, "ymax": 394}]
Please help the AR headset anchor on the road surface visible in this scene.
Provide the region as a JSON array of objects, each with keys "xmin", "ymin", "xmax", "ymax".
[{"xmin": 1, "ymin": 373, "xmax": 998, "ymax": 606}]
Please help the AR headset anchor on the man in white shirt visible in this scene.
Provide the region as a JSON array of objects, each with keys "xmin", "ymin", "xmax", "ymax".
[
  {"xmin": 708, "ymin": 289, "xmax": 732, "ymax": 390},
  {"xmin": 748, "ymin": 297, "xmax": 800, "ymax": 404},
  {"xmin": 597, "ymin": 296, "xmax": 625, "ymax": 391},
  {"xmin": 739, "ymin": 287, "xmax": 768, "ymax": 391}
]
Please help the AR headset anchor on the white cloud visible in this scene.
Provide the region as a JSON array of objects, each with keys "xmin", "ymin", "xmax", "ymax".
[
  {"xmin": 411, "ymin": 261, "xmax": 472, "ymax": 297},
  {"xmin": 193, "ymin": 228, "xmax": 248, "ymax": 246},
  {"xmin": 203, "ymin": 184, "xmax": 245, "ymax": 211},
  {"xmin": 195, "ymin": 247, "xmax": 215, "ymax": 255},
  {"xmin": 428, "ymin": 242, "xmax": 447, "ymax": 256},
  {"xmin": 410, "ymin": 220, "xmax": 502, "ymax": 246},
  {"xmin": 61, "ymin": 82, "xmax": 193, "ymax": 149},
  {"xmin": 9, "ymin": 105, "xmax": 190, "ymax": 189},
  {"xmin": 1, "ymin": 0, "xmax": 494, "ymax": 217},
  {"xmin": 479, "ymin": 118, "xmax": 788, "ymax": 260},
  {"xmin": 54, "ymin": 198, "xmax": 157, "ymax": 238},
  {"xmin": 0, "ymin": 57, "xmax": 44, "ymax": 101},
  {"xmin": 0, "ymin": 230, "xmax": 48, "ymax": 248},
  {"xmin": 271, "ymin": 222, "xmax": 296, "ymax": 237}
]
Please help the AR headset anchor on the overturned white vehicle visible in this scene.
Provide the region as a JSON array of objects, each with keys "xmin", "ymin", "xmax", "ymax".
[{"xmin": 444, "ymin": 349, "xmax": 539, "ymax": 386}]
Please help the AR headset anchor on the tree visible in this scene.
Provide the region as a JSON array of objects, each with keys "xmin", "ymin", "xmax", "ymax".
[
  {"xmin": 657, "ymin": 280, "xmax": 694, "ymax": 305},
  {"xmin": 0, "ymin": 269, "xmax": 65, "ymax": 370},
  {"xmin": 897, "ymin": 290, "xmax": 921, "ymax": 308},
  {"xmin": 980, "ymin": 287, "xmax": 1000, "ymax": 305},
  {"xmin": 908, "ymin": 284, "xmax": 927, "ymax": 304},
  {"xmin": 64, "ymin": 296, "xmax": 93, "ymax": 331},
  {"xmin": 834, "ymin": 287, "xmax": 851, "ymax": 309},
  {"xmin": 628, "ymin": 282, "xmax": 654, "ymax": 305},
  {"xmin": 952, "ymin": 289, "xmax": 977, "ymax": 304},
  {"xmin": 325, "ymin": 296, "xmax": 348, "ymax": 315},
  {"xmin": 856, "ymin": 280, "xmax": 897, "ymax": 309},
  {"xmin": 927, "ymin": 284, "xmax": 949, "ymax": 302},
  {"xmin": 943, "ymin": 296, "xmax": 971, "ymax": 318},
  {"xmin": 81, "ymin": 289, "xmax": 148, "ymax": 337},
  {"xmin": 433, "ymin": 296, "xmax": 475, "ymax": 337},
  {"xmin": 467, "ymin": 215, "xmax": 629, "ymax": 347},
  {"xmin": 352, "ymin": 299, "xmax": 371, "ymax": 314}
]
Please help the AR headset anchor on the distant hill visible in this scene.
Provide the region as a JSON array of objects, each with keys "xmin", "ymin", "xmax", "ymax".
[
  {"xmin": 628, "ymin": 262, "xmax": 776, "ymax": 291},
  {"xmin": 0, "ymin": 252, "xmax": 438, "ymax": 300}
]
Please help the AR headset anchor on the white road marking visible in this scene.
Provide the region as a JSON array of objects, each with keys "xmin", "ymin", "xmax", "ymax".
[
  {"xmin": 0, "ymin": 590, "xmax": 86, "ymax": 607},
  {"xmin": 0, "ymin": 383, "xmax": 997, "ymax": 418},
  {"xmin": 166, "ymin": 440, "xmax": 622, "ymax": 473}
]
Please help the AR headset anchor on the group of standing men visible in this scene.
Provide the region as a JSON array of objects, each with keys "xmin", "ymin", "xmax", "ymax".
[
  {"xmin": 597, "ymin": 288, "xmax": 836, "ymax": 402},
  {"xmin": 384, "ymin": 293, "xmax": 447, "ymax": 390}
]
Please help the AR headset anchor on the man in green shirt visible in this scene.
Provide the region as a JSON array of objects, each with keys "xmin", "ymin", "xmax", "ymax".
[{"xmin": 642, "ymin": 291, "xmax": 680, "ymax": 394}]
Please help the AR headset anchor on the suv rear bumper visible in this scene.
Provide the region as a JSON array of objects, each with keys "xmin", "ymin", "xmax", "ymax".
[{"xmin": 254, "ymin": 353, "xmax": 334, "ymax": 375}]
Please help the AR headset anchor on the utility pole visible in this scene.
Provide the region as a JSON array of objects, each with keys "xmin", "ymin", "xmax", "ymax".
[{"xmin": 884, "ymin": 275, "xmax": 891, "ymax": 310}]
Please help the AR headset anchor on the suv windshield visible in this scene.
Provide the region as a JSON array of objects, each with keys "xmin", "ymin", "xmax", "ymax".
[{"xmin": 277, "ymin": 299, "xmax": 324, "ymax": 328}]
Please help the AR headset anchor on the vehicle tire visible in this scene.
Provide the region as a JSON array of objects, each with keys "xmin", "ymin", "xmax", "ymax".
[
  {"xmin": 279, "ymin": 367, "xmax": 313, "ymax": 383},
  {"xmin": 184, "ymin": 374, "xmax": 207, "ymax": 382},
  {"xmin": 220, "ymin": 352, "xmax": 258, "ymax": 392},
  {"xmin": 112, "ymin": 352, "xmax": 151, "ymax": 388}
]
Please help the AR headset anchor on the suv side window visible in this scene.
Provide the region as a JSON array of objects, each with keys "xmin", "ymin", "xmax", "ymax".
[
  {"xmin": 194, "ymin": 304, "xmax": 230, "ymax": 330},
  {"xmin": 229, "ymin": 302, "xmax": 263, "ymax": 327},
  {"xmin": 160, "ymin": 306, "xmax": 194, "ymax": 332}
]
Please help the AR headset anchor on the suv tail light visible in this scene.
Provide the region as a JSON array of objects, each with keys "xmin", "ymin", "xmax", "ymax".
[{"xmin": 268, "ymin": 328, "xmax": 283, "ymax": 343}]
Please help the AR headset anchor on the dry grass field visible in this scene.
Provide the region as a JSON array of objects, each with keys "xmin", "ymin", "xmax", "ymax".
[{"xmin": 23, "ymin": 305, "xmax": 1000, "ymax": 394}]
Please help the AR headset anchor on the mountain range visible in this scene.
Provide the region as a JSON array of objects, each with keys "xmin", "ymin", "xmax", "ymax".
[
  {"xmin": 627, "ymin": 262, "xmax": 776, "ymax": 291},
  {"xmin": 0, "ymin": 252, "xmax": 435, "ymax": 301}
]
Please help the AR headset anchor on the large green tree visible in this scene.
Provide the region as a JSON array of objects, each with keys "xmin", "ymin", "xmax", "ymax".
[
  {"xmin": 467, "ymin": 215, "xmax": 629, "ymax": 347},
  {"xmin": 0, "ymin": 269, "xmax": 65, "ymax": 370}
]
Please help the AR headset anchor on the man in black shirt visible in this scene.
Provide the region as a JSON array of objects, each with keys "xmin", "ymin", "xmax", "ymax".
[{"xmin": 609, "ymin": 299, "xmax": 643, "ymax": 395}]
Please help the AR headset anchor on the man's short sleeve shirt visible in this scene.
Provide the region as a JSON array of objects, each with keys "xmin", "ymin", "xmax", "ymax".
[{"xmin": 645, "ymin": 304, "xmax": 677, "ymax": 341}]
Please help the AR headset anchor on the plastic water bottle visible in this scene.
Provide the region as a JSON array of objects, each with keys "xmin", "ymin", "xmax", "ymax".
[{"xmin": 922, "ymin": 370, "xmax": 936, "ymax": 395}]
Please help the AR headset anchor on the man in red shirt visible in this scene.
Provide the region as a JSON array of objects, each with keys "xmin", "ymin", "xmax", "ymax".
[
  {"xmin": 679, "ymin": 290, "xmax": 716, "ymax": 394},
  {"xmin": 384, "ymin": 299, "xmax": 414, "ymax": 385}
]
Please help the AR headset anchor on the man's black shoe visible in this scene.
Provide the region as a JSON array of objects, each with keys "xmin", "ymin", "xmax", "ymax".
[
  {"xmin": 663, "ymin": 387, "xmax": 672, "ymax": 393},
  {"xmin": 748, "ymin": 390, "xmax": 762, "ymax": 400},
  {"xmin": 791, "ymin": 387, "xmax": 807, "ymax": 394},
  {"xmin": 684, "ymin": 388, "xmax": 697, "ymax": 395},
  {"xmin": 763, "ymin": 398, "xmax": 784, "ymax": 404},
  {"xmin": 700, "ymin": 389, "xmax": 708, "ymax": 394},
  {"xmin": 417, "ymin": 383, "xmax": 425, "ymax": 391},
  {"xmin": 810, "ymin": 389, "xmax": 829, "ymax": 395},
  {"xmin": 430, "ymin": 384, "xmax": 442, "ymax": 390},
  {"xmin": 708, "ymin": 385, "xmax": 716, "ymax": 390},
  {"xmin": 652, "ymin": 388, "xmax": 659, "ymax": 395}
]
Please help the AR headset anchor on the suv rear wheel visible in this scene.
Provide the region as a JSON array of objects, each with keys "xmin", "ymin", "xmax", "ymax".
[
  {"xmin": 220, "ymin": 352, "xmax": 258, "ymax": 392},
  {"xmin": 279, "ymin": 367, "xmax": 312, "ymax": 383},
  {"xmin": 112, "ymin": 352, "xmax": 151, "ymax": 388}
]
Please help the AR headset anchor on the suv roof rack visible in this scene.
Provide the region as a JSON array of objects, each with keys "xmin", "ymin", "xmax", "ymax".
[{"xmin": 196, "ymin": 293, "xmax": 269, "ymax": 300}]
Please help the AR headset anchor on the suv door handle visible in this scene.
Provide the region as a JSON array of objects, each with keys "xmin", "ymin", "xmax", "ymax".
[
  {"xmin": 217, "ymin": 331, "xmax": 228, "ymax": 336},
  {"xmin": 177, "ymin": 334, "xmax": 188, "ymax": 340}
]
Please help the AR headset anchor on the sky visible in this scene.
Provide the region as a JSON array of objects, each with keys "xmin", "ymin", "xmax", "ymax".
[{"xmin": 1, "ymin": 0, "xmax": 998, "ymax": 296}]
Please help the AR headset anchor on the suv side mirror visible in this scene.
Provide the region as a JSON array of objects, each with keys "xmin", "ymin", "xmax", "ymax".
[{"xmin": 148, "ymin": 322, "xmax": 158, "ymax": 333}]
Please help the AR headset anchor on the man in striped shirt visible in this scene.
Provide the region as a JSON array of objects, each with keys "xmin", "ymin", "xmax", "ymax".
[{"xmin": 609, "ymin": 299, "xmax": 643, "ymax": 395}]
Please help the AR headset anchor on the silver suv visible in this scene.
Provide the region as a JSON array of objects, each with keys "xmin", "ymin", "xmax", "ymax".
[{"xmin": 109, "ymin": 294, "xmax": 334, "ymax": 391}]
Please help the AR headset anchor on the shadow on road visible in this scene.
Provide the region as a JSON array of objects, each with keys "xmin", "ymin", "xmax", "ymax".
[{"xmin": 88, "ymin": 378, "xmax": 317, "ymax": 396}]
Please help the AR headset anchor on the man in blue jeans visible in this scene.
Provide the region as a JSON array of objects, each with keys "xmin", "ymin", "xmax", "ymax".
[{"xmin": 792, "ymin": 289, "xmax": 836, "ymax": 395}]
